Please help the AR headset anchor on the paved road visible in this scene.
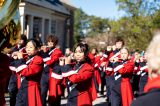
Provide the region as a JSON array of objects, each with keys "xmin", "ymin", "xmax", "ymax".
[
  {"xmin": 61, "ymin": 93, "xmax": 109, "ymax": 106},
  {"xmin": 5, "ymin": 93, "xmax": 109, "ymax": 106}
]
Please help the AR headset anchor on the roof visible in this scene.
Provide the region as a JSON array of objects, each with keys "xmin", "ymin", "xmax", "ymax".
[{"xmin": 22, "ymin": 0, "xmax": 70, "ymax": 15}]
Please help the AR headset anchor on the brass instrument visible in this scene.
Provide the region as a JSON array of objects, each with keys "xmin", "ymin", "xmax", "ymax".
[{"xmin": 0, "ymin": 0, "xmax": 21, "ymax": 50}]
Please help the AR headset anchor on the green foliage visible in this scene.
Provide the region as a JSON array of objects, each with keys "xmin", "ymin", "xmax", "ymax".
[
  {"xmin": 73, "ymin": 1, "xmax": 160, "ymax": 51},
  {"xmin": 109, "ymin": 0, "xmax": 160, "ymax": 50},
  {"xmin": 73, "ymin": 8, "xmax": 110, "ymax": 44},
  {"xmin": 87, "ymin": 16, "xmax": 109, "ymax": 36},
  {"xmin": 74, "ymin": 8, "xmax": 88, "ymax": 44},
  {"xmin": 110, "ymin": 16, "xmax": 153, "ymax": 50},
  {"xmin": 116, "ymin": 0, "xmax": 143, "ymax": 17},
  {"xmin": 152, "ymin": 10, "xmax": 160, "ymax": 29}
]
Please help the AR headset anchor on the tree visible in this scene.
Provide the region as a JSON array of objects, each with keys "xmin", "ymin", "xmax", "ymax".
[
  {"xmin": 74, "ymin": 8, "xmax": 88, "ymax": 44},
  {"xmin": 73, "ymin": 8, "xmax": 110, "ymax": 45},
  {"xmin": 110, "ymin": 0, "xmax": 160, "ymax": 50},
  {"xmin": 87, "ymin": 16, "xmax": 109, "ymax": 36},
  {"xmin": 73, "ymin": 1, "xmax": 160, "ymax": 51}
]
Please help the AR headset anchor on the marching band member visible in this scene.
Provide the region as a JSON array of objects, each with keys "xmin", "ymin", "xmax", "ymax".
[
  {"xmin": 98, "ymin": 50, "xmax": 107, "ymax": 95},
  {"xmin": 8, "ymin": 34, "xmax": 27, "ymax": 106},
  {"xmin": 104, "ymin": 38, "xmax": 124, "ymax": 103},
  {"xmin": 9, "ymin": 39, "xmax": 43, "ymax": 106},
  {"xmin": 40, "ymin": 35, "xmax": 63, "ymax": 106},
  {"xmin": 110, "ymin": 47, "xmax": 134, "ymax": 106},
  {"xmin": 131, "ymin": 50, "xmax": 141, "ymax": 97},
  {"xmin": 131, "ymin": 32, "xmax": 160, "ymax": 106},
  {"xmin": 138, "ymin": 52, "xmax": 148, "ymax": 94},
  {"xmin": 61, "ymin": 43, "xmax": 97, "ymax": 106},
  {"xmin": 102, "ymin": 45, "xmax": 113, "ymax": 102},
  {"xmin": 8, "ymin": 34, "xmax": 27, "ymax": 59},
  {"xmin": 109, "ymin": 38, "xmax": 124, "ymax": 62},
  {"xmin": 90, "ymin": 48, "xmax": 102, "ymax": 93}
]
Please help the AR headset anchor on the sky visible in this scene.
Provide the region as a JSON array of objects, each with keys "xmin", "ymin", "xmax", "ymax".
[{"xmin": 69, "ymin": 0, "xmax": 125, "ymax": 20}]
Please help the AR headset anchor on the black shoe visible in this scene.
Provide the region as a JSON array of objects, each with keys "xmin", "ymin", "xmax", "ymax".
[{"xmin": 106, "ymin": 97, "xmax": 109, "ymax": 102}]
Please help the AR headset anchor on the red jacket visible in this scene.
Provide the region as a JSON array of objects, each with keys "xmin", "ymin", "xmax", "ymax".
[
  {"xmin": 45, "ymin": 48, "xmax": 63, "ymax": 102},
  {"xmin": 131, "ymin": 76, "xmax": 160, "ymax": 106},
  {"xmin": 62, "ymin": 63, "xmax": 97, "ymax": 106},
  {"xmin": 46, "ymin": 48, "xmax": 63, "ymax": 66},
  {"xmin": 114, "ymin": 60, "xmax": 134, "ymax": 106},
  {"xmin": 93, "ymin": 56, "xmax": 102, "ymax": 85},
  {"xmin": 15, "ymin": 55, "xmax": 43, "ymax": 106},
  {"xmin": 88, "ymin": 53, "xmax": 95, "ymax": 64},
  {"xmin": 105, "ymin": 50, "xmax": 121, "ymax": 76}
]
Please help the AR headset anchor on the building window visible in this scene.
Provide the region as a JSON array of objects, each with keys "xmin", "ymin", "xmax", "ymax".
[
  {"xmin": 51, "ymin": 20, "xmax": 56, "ymax": 34},
  {"xmin": 33, "ymin": 17, "xmax": 42, "ymax": 37}
]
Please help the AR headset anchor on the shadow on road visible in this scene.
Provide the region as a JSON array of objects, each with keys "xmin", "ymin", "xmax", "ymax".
[{"xmin": 94, "ymin": 102, "xmax": 110, "ymax": 106}]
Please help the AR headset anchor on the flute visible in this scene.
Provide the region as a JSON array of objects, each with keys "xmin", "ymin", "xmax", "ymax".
[
  {"xmin": 42, "ymin": 45, "xmax": 50, "ymax": 47},
  {"xmin": 22, "ymin": 53, "xmax": 28, "ymax": 55},
  {"xmin": 14, "ymin": 52, "xmax": 28, "ymax": 55},
  {"xmin": 12, "ymin": 52, "xmax": 27, "ymax": 57}
]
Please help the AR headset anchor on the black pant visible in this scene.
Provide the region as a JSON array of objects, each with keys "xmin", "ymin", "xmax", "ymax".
[
  {"xmin": 111, "ymin": 78, "xmax": 122, "ymax": 106},
  {"xmin": 41, "ymin": 73, "xmax": 49, "ymax": 106},
  {"xmin": 100, "ymin": 72, "xmax": 106, "ymax": 95},
  {"xmin": 8, "ymin": 74, "xmax": 18, "ymax": 106},
  {"xmin": 139, "ymin": 74, "xmax": 148, "ymax": 94},
  {"xmin": 93, "ymin": 75, "xmax": 99, "ymax": 92},
  {"xmin": 131, "ymin": 74, "xmax": 140, "ymax": 92},
  {"xmin": 106, "ymin": 76, "xmax": 111, "ymax": 99}
]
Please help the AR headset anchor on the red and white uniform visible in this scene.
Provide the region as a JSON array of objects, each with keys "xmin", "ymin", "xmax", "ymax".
[
  {"xmin": 112, "ymin": 59, "xmax": 134, "ymax": 106},
  {"xmin": 61, "ymin": 62, "xmax": 97, "ymax": 106},
  {"xmin": 9, "ymin": 55, "xmax": 43, "ymax": 106},
  {"xmin": 45, "ymin": 48, "xmax": 63, "ymax": 102}
]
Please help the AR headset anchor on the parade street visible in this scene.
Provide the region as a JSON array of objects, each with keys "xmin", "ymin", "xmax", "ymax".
[
  {"xmin": 5, "ymin": 93, "xmax": 109, "ymax": 106},
  {"xmin": 61, "ymin": 93, "xmax": 109, "ymax": 106}
]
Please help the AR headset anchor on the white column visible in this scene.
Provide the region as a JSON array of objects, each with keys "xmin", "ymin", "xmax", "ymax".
[
  {"xmin": 20, "ymin": 15, "xmax": 25, "ymax": 34},
  {"xmin": 26, "ymin": 24, "xmax": 29, "ymax": 38}
]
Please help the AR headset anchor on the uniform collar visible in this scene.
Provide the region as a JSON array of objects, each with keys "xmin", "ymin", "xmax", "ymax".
[
  {"xmin": 28, "ymin": 54, "xmax": 36, "ymax": 59},
  {"xmin": 75, "ymin": 61, "xmax": 85, "ymax": 70},
  {"xmin": 144, "ymin": 76, "xmax": 160, "ymax": 93}
]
